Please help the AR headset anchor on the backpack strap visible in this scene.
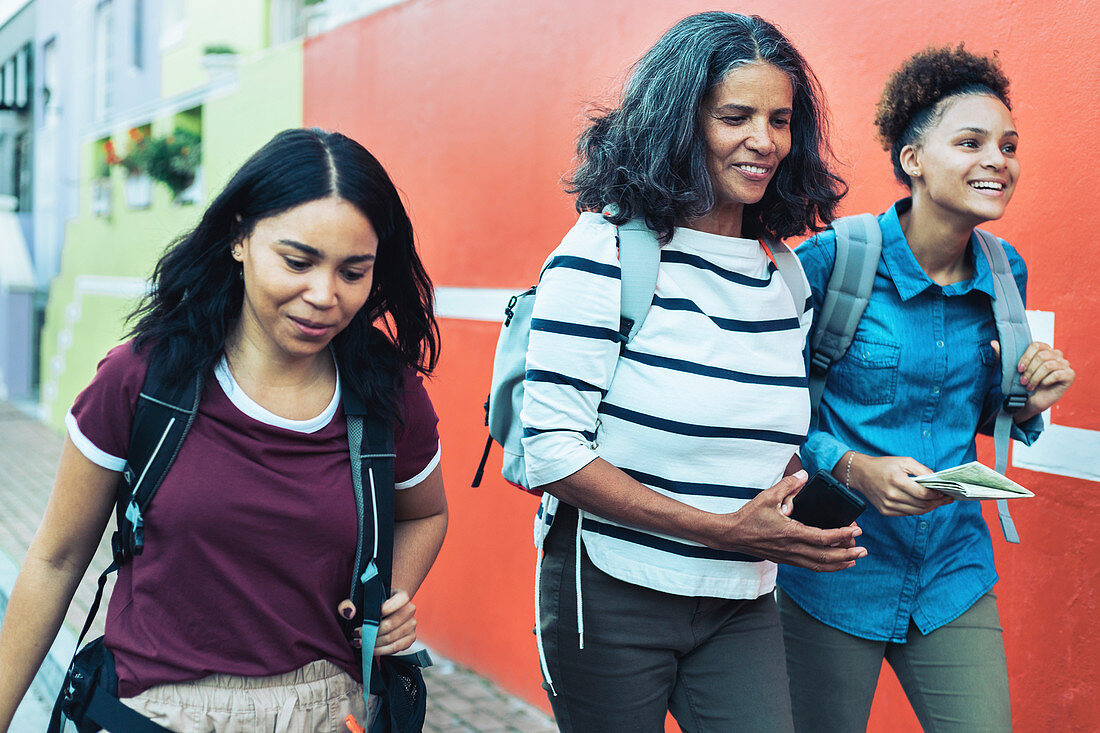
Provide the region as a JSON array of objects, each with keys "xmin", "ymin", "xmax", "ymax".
[
  {"xmin": 52, "ymin": 678, "xmax": 173, "ymax": 733},
  {"xmin": 809, "ymin": 214, "xmax": 882, "ymax": 425},
  {"xmin": 113, "ymin": 363, "xmax": 203, "ymax": 563},
  {"xmin": 90, "ymin": 358, "xmax": 202, "ymax": 647},
  {"xmin": 341, "ymin": 374, "xmax": 398, "ymax": 700},
  {"xmin": 53, "ymin": 354, "xmax": 200, "ymax": 733},
  {"xmin": 615, "ymin": 219, "xmax": 661, "ymax": 343},
  {"xmin": 974, "ymin": 228, "xmax": 1032, "ymax": 544},
  {"xmin": 761, "ymin": 239, "xmax": 809, "ymax": 321}
]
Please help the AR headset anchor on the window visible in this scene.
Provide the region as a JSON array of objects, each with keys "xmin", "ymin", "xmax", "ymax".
[
  {"xmin": 132, "ymin": 0, "xmax": 144, "ymax": 70},
  {"xmin": 42, "ymin": 38, "xmax": 58, "ymax": 121},
  {"xmin": 0, "ymin": 45, "xmax": 30, "ymax": 112},
  {"xmin": 269, "ymin": 0, "xmax": 309, "ymax": 46},
  {"xmin": 14, "ymin": 132, "xmax": 31, "ymax": 211},
  {"xmin": 93, "ymin": 0, "xmax": 115, "ymax": 121},
  {"xmin": 160, "ymin": 0, "xmax": 186, "ymax": 49}
]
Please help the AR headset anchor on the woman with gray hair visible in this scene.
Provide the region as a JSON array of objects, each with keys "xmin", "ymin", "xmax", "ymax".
[{"xmin": 521, "ymin": 12, "xmax": 861, "ymax": 731}]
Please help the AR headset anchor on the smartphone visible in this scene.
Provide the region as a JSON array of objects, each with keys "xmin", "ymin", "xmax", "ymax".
[{"xmin": 789, "ymin": 470, "xmax": 867, "ymax": 529}]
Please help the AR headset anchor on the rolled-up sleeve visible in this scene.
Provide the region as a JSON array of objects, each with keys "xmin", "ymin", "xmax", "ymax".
[
  {"xmin": 802, "ymin": 430, "xmax": 853, "ymax": 476},
  {"xmin": 521, "ymin": 216, "xmax": 623, "ymax": 489}
]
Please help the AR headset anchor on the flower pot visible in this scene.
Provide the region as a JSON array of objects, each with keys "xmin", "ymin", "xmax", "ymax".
[
  {"xmin": 173, "ymin": 169, "xmax": 203, "ymax": 206},
  {"xmin": 201, "ymin": 53, "xmax": 239, "ymax": 81},
  {"xmin": 91, "ymin": 179, "xmax": 111, "ymax": 217},
  {"xmin": 124, "ymin": 173, "xmax": 152, "ymax": 208}
]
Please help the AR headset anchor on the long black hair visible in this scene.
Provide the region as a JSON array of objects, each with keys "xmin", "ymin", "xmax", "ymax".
[
  {"xmin": 128, "ymin": 128, "xmax": 439, "ymax": 421},
  {"xmin": 568, "ymin": 12, "xmax": 846, "ymax": 243}
]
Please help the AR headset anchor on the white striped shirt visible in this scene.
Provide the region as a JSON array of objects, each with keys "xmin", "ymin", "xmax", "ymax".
[{"xmin": 523, "ymin": 212, "xmax": 812, "ymax": 599}]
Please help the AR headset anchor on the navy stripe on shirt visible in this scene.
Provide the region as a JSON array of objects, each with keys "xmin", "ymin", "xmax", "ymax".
[
  {"xmin": 585, "ymin": 517, "xmax": 765, "ymax": 562},
  {"xmin": 542, "ymin": 255, "xmax": 621, "ymax": 279},
  {"xmin": 620, "ymin": 466, "xmax": 764, "ymax": 499},
  {"xmin": 523, "ymin": 426, "xmax": 598, "ymax": 442},
  {"xmin": 661, "ymin": 250, "xmax": 773, "ymax": 287},
  {"xmin": 652, "ymin": 296, "xmax": 800, "ymax": 332},
  {"xmin": 598, "ymin": 402, "xmax": 805, "ymax": 444},
  {"xmin": 621, "ymin": 349, "xmax": 808, "ymax": 387},
  {"xmin": 525, "ymin": 369, "xmax": 606, "ymax": 394},
  {"xmin": 530, "ymin": 318, "xmax": 622, "ymax": 342}
]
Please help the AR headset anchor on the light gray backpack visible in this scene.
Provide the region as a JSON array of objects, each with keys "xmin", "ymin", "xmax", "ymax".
[
  {"xmin": 471, "ymin": 213, "xmax": 808, "ymax": 494},
  {"xmin": 809, "ymin": 214, "xmax": 1032, "ymax": 542}
]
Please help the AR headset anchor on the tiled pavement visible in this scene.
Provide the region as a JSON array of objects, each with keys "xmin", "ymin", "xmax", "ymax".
[{"xmin": 0, "ymin": 401, "xmax": 556, "ymax": 733}]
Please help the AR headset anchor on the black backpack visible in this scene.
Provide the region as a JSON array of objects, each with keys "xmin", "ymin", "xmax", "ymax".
[{"xmin": 49, "ymin": 351, "xmax": 418, "ymax": 732}]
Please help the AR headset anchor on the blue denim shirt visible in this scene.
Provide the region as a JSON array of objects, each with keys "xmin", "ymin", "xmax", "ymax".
[{"xmin": 777, "ymin": 199, "xmax": 1043, "ymax": 642}]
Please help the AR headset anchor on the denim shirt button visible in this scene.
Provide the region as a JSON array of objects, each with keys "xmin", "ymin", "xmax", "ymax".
[
  {"xmin": 932, "ymin": 386, "xmax": 940, "ymax": 394},
  {"xmin": 920, "ymin": 521, "xmax": 928, "ymax": 530},
  {"xmin": 936, "ymin": 340, "xmax": 945, "ymax": 348}
]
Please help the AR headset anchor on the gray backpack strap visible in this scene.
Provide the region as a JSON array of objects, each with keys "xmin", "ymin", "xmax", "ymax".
[
  {"xmin": 762, "ymin": 239, "xmax": 809, "ymax": 320},
  {"xmin": 808, "ymin": 214, "xmax": 882, "ymax": 425},
  {"xmin": 616, "ymin": 219, "xmax": 661, "ymax": 343},
  {"xmin": 974, "ymin": 228, "xmax": 1032, "ymax": 544}
]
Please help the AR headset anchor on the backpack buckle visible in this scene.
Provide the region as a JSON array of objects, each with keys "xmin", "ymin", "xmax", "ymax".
[
  {"xmin": 1004, "ymin": 393, "xmax": 1028, "ymax": 412},
  {"xmin": 110, "ymin": 531, "xmax": 127, "ymax": 565},
  {"xmin": 125, "ymin": 498, "xmax": 145, "ymax": 555},
  {"xmin": 810, "ymin": 352, "xmax": 832, "ymax": 376},
  {"xmin": 503, "ymin": 295, "xmax": 519, "ymax": 326}
]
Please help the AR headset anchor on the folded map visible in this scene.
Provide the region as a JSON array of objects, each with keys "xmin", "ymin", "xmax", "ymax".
[{"xmin": 913, "ymin": 461, "xmax": 1034, "ymax": 500}]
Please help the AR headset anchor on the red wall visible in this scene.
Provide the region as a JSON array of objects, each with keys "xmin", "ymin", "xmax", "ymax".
[{"xmin": 304, "ymin": 2, "xmax": 1100, "ymax": 729}]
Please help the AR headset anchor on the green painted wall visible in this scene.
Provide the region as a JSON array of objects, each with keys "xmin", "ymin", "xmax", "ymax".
[
  {"xmin": 40, "ymin": 41, "xmax": 303, "ymax": 429},
  {"xmin": 161, "ymin": 0, "xmax": 268, "ymax": 98}
]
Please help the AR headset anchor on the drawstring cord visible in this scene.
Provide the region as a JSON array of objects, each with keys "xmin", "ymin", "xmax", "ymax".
[
  {"xmin": 534, "ymin": 542, "xmax": 557, "ymax": 696},
  {"xmin": 575, "ymin": 510, "xmax": 584, "ymax": 650},
  {"xmin": 533, "ymin": 498, "xmax": 586, "ymax": 697},
  {"xmin": 534, "ymin": 494, "xmax": 557, "ymax": 696}
]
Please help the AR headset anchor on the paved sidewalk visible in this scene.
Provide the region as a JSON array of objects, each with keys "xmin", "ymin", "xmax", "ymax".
[{"xmin": 0, "ymin": 401, "xmax": 556, "ymax": 733}]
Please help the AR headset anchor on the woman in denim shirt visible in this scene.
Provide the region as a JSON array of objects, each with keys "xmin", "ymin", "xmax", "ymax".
[{"xmin": 776, "ymin": 46, "xmax": 1075, "ymax": 732}]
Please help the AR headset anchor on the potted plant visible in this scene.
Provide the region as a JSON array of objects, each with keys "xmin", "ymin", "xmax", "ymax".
[
  {"xmin": 201, "ymin": 44, "xmax": 239, "ymax": 79},
  {"xmin": 141, "ymin": 128, "xmax": 201, "ymax": 203}
]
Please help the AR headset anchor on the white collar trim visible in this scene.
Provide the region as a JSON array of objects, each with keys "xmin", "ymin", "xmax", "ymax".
[{"xmin": 214, "ymin": 354, "xmax": 340, "ymax": 434}]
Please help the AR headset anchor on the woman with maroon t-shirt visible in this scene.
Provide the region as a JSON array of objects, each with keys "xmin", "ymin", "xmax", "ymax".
[{"xmin": 0, "ymin": 129, "xmax": 447, "ymax": 732}]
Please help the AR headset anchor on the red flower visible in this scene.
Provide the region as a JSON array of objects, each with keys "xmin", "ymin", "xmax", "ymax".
[{"xmin": 104, "ymin": 140, "xmax": 120, "ymax": 165}]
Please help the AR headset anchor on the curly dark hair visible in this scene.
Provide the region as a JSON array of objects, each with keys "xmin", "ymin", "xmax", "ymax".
[
  {"xmin": 566, "ymin": 12, "xmax": 846, "ymax": 243},
  {"xmin": 127, "ymin": 128, "xmax": 439, "ymax": 422},
  {"xmin": 874, "ymin": 44, "xmax": 1011, "ymax": 187}
]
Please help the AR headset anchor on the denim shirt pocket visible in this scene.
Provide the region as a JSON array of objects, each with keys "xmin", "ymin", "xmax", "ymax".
[
  {"xmin": 972, "ymin": 341, "xmax": 1000, "ymax": 407},
  {"xmin": 830, "ymin": 337, "xmax": 901, "ymax": 405},
  {"xmin": 978, "ymin": 341, "xmax": 998, "ymax": 367}
]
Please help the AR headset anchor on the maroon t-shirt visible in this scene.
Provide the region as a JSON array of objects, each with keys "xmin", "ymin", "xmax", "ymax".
[{"xmin": 67, "ymin": 343, "xmax": 440, "ymax": 697}]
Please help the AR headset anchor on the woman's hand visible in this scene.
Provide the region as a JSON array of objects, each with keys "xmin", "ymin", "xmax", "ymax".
[
  {"xmin": 373, "ymin": 591, "xmax": 417, "ymax": 657},
  {"xmin": 992, "ymin": 340, "xmax": 1075, "ymax": 421},
  {"xmin": 546, "ymin": 461, "xmax": 866, "ymax": 573},
  {"xmin": 717, "ymin": 472, "xmax": 868, "ymax": 573},
  {"xmin": 843, "ymin": 453, "xmax": 950, "ymax": 516},
  {"xmin": 340, "ymin": 591, "xmax": 418, "ymax": 657}
]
